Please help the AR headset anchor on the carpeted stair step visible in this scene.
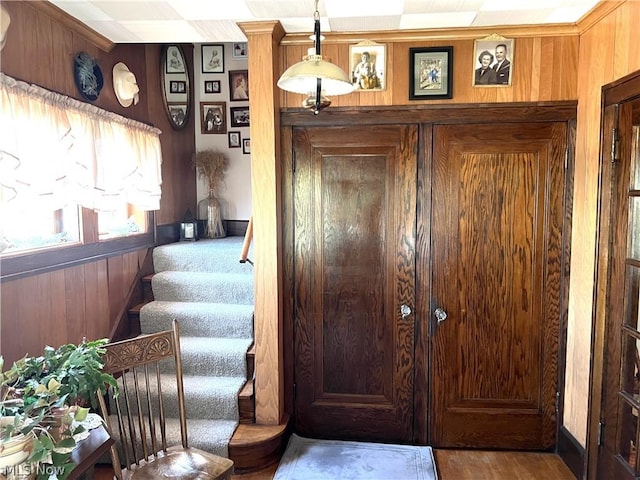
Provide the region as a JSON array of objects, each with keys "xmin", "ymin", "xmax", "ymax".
[
  {"xmin": 152, "ymin": 271, "xmax": 254, "ymax": 304},
  {"xmin": 177, "ymin": 337, "xmax": 253, "ymax": 377},
  {"xmin": 140, "ymin": 301, "xmax": 254, "ymax": 338},
  {"xmin": 113, "ymin": 374, "xmax": 245, "ymax": 421},
  {"xmin": 108, "ymin": 415, "xmax": 238, "ymax": 458},
  {"xmin": 153, "ymin": 238, "xmax": 254, "ymax": 274}
]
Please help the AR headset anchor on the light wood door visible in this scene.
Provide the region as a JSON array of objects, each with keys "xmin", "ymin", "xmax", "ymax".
[
  {"xmin": 292, "ymin": 125, "xmax": 417, "ymax": 443},
  {"xmin": 597, "ymin": 94, "xmax": 640, "ymax": 479},
  {"xmin": 430, "ymin": 122, "xmax": 567, "ymax": 449}
]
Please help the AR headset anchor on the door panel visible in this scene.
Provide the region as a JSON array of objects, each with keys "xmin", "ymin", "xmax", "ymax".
[
  {"xmin": 430, "ymin": 122, "xmax": 566, "ymax": 449},
  {"xmin": 293, "ymin": 125, "xmax": 417, "ymax": 443},
  {"xmin": 598, "ymin": 98, "xmax": 640, "ymax": 479}
]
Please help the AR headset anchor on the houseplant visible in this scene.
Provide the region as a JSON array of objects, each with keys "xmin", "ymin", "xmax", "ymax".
[
  {"xmin": 192, "ymin": 149, "xmax": 229, "ymax": 238},
  {"xmin": 1, "ymin": 359, "xmax": 81, "ymax": 480},
  {"xmin": 0, "ymin": 338, "xmax": 118, "ymax": 479}
]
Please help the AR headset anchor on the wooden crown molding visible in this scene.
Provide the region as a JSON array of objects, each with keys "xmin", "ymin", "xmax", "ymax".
[{"xmin": 29, "ymin": 1, "xmax": 114, "ymax": 52}]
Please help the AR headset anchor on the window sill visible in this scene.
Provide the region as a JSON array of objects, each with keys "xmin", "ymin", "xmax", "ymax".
[{"xmin": 0, "ymin": 232, "xmax": 155, "ymax": 282}]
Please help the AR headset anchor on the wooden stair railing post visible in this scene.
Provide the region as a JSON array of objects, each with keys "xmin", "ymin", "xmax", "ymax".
[{"xmin": 239, "ymin": 216, "xmax": 253, "ymax": 265}]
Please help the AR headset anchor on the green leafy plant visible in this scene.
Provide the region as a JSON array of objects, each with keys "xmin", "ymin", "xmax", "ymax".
[
  {"xmin": 1, "ymin": 339, "xmax": 118, "ymax": 479},
  {"xmin": 1, "ymin": 364, "xmax": 82, "ymax": 480}
]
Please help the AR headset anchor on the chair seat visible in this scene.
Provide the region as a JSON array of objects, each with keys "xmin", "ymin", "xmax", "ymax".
[{"xmin": 126, "ymin": 446, "xmax": 234, "ymax": 480}]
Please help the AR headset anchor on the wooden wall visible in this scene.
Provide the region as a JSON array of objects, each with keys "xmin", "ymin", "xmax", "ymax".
[
  {"xmin": 0, "ymin": 1, "xmax": 196, "ymax": 364},
  {"xmin": 566, "ymin": 0, "xmax": 640, "ymax": 450},
  {"xmin": 279, "ymin": 33, "xmax": 579, "ymax": 108}
]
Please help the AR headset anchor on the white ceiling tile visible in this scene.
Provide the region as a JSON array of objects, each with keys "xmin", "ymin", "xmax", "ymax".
[
  {"xmin": 81, "ymin": 20, "xmax": 144, "ymax": 42},
  {"xmin": 245, "ymin": 0, "xmax": 316, "ymax": 19},
  {"xmin": 403, "ymin": 0, "xmax": 485, "ymax": 15},
  {"xmin": 546, "ymin": 5, "xmax": 597, "ymax": 23},
  {"xmin": 168, "ymin": 0, "xmax": 255, "ymax": 21},
  {"xmin": 119, "ymin": 20, "xmax": 206, "ymax": 42},
  {"xmin": 191, "ymin": 20, "xmax": 248, "ymax": 42},
  {"xmin": 329, "ymin": 16, "xmax": 402, "ymax": 32},
  {"xmin": 50, "ymin": 1, "xmax": 114, "ymax": 21},
  {"xmin": 400, "ymin": 12, "xmax": 478, "ymax": 30},
  {"xmin": 91, "ymin": 2, "xmax": 181, "ymax": 21},
  {"xmin": 324, "ymin": 0, "xmax": 403, "ymax": 18},
  {"xmin": 472, "ymin": 9, "xmax": 555, "ymax": 27}
]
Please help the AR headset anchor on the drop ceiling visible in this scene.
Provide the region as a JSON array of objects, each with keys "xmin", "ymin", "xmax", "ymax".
[{"xmin": 49, "ymin": 0, "xmax": 602, "ymax": 44}]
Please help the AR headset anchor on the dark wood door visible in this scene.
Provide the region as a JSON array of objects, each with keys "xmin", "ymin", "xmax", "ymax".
[
  {"xmin": 430, "ymin": 122, "xmax": 567, "ymax": 449},
  {"xmin": 292, "ymin": 125, "xmax": 417, "ymax": 443},
  {"xmin": 597, "ymin": 94, "xmax": 640, "ymax": 479}
]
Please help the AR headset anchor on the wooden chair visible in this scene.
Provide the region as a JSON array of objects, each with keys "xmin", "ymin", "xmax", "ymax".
[{"xmin": 97, "ymin": 320, "xmax": 234, "ymax": 480}]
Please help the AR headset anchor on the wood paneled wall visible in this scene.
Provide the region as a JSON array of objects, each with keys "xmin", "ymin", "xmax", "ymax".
[
  {"xmin": 0, "ymin": 2, "xmax": 196, "ymax": 363},
  {"xmin": 566, "ymin": 0, "xmax": 640, "ymax": 451},
  {"xmin": 279, "ymin": 35, "xmax": 579, "ymax": 108}
]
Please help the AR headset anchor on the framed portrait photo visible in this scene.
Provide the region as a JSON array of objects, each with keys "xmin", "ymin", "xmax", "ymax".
[
  {"xmin": 228, "ymin": 131, "xmax": 241, "ymax": 148},
  {"xmin": 167, "ymin": 103, "xmax": 187, "ymax": 127},
  {"xmin": 169, "ymin": 80, "xmax": 186, "ymax": 94},
  {"xmin": 229, "ymin": 70, "xmax": 249, "ymax": 101},
  {"xmin": 409, "ymin": 46, "xmax": 453, "ymax": 100},
  {"xmin": 165, "ymin": 45, "xmax": 185, "ymax": 73},
  {"xmin": 243, "ymin": 138, "xmax": 251, "ymax": 155},
  {"xmin": 349, "ymin": 42, "xmax": 386, "ymax": 91},
  {"xmin": 473, "ymin": 34, "xmax": 513, "ymax": 87},
  {"xmin": 204, "ymin": 80, "xmax": 220, "ymax": 94},
  {"xmin": 200, "ymin": 101, "xmax": 227, "ymax": 135},
  {"xmin": 201, "ymin": 44, "xmax": 224, "ymax": 73},
  {"xmin": 233, "ymin": 42, "xmax": 248, "ymax": 59},
  {"xmin": 230, "ymin": 107, "xmax": 250, "ymax": 127}
]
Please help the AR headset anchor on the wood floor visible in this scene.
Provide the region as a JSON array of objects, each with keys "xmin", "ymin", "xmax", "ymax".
[{"xmin": 94, "ymin": 450, "xmax": 576, "ymax": 479}]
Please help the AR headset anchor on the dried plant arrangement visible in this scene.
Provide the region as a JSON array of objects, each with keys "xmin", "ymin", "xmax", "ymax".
[
  {"xmin": 191, "ymin": 149, "xmax": 229, "ymax": 196},
  {"xmin": 192, "ymin": 149, "xmax": 229, "ymax": 238}
]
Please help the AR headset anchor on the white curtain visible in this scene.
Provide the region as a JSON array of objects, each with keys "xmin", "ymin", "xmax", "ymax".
[{"xmin": 0, "ymin": 73, "xmax": 163, "ymax": 212}]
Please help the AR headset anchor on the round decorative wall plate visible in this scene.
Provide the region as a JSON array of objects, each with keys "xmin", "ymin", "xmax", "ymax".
[{"xmin": 73, "ymin": 51, "xmax": 103, "ymax": 102}]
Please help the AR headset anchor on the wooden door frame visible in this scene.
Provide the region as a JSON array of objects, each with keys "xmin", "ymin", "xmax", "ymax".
[
  {"xmin": 281, "ymin": 102, "xmax": 575, "ymax": 447},
  {"xmin": 587, "ymin": 69, "xmax": 640, "ymax": 479}
]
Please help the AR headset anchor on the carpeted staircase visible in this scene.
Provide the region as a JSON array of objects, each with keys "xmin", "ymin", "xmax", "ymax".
[{"xmin": 137, "ymin": 236, "xmax": 254, "ymax": 458}]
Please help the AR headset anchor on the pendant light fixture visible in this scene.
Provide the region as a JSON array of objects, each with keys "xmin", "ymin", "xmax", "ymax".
[{"xmin": 276, "ymin": 0, "xmax": 354, "ymax": 114}]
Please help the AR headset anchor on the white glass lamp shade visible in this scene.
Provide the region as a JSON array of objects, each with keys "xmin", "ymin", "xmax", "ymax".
[{"xmin": 277, "ymin": 54, "xmax": 355, "ymax": 96}]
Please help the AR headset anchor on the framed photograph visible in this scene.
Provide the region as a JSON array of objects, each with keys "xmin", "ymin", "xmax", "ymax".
[
  {"xmin": 201, "ymin": 44, "xmax": 224, "ymax": 73},
  {"xmin": 409, "ymin": 46, "xmax": 453, "ymax": 100},
  {"xmin": 229, "ymin": 70, "xmax": 249, "ymax": 101},
  {"xmin": 230, "ymin": 107, "xmax": 250, "ymax": 127},
  {"xmin": 204, "ymin": 80, "xmax": 221, "ymax": 94},
  {"xmin": 243, "ymin": 138, "xmax": 251, "ymax": 155},
  {"xmin": 233, "ymin": 42, "xmax": 248, "ymax": 59},
  {"xmin": 169, "ymin": 80, "xmax": 186, "ymax": 94},
  {"xmin": 228, "ymin": 131, "xmax": 241, "ymax": 148},
  {"xmin": 165, "ymin": 45, "xmax": 185, "ymax": 73},
  {"xmin": 167, "ymin": 103, "xmax": 187, "ymax": 127},
  {"xmin": 349, "ymin": 42, "xmax": 386, "ymax": 91},
  {"xmin": 200, "ymin": 101, "xmax": 227, "ymax": 134},
  {"xmin": 473, "ymin": 34, "xmax": 513, "ymax": 87}
]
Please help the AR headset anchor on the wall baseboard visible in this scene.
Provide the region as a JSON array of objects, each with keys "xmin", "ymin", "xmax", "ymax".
[{"xmin": 558, "ymin": 426, "xmax": 584, "ymax": 479}]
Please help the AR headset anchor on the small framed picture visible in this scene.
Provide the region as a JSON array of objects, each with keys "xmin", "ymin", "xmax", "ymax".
[
  {"xmin": 228, "ymin": 131, "xmax": 241, "ymax": 148},
  {"xmin": 409, "ymin": 46, "xmax": 453, "ymax": 100},
  {"xmin": 349, "ymin": 42, "xmax": 386, "ymax": 91},
  {"xmin": 169, "ymin": 80, "xmax": 186, "ymax": 94},
  {"xmin": 473, "ymin": 34, "xmax": 513, "ymax": 87},
  {"xmin": 204, "ymin": 80, "xmax": 221, "ymax": 94},
  {"xmin": 200, "ymin": 101, "xmax": 227, "ymax": 134},
  {"xmin": 229, "ymin": 70, "xmax": 249, "ymax": 101},
  {"xmin": 230, "ymin": 107, "xmax": 250, "ymax": 127},
  {"xmin": 167, "ymin": 103, "xmax": 187, "ymax": 127},
  {"xmin": 233, "ymin": 42, "xmax": 248, "ymax": 59},
  {"xmin": 243, "ymin": 138, "xmax": 251, "ymax": 155},
  {"xmin": 165, "ymin": 45, "xmax": 185, "ymax": 73},
  {"xmin": 202, "ymin": 44, "xmax": 224, "ymax": 73}
]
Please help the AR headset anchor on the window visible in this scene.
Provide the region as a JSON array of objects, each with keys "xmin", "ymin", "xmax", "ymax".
[{"xmin": 0, "ymin": 73, "xmax": 162, "ymax": 264}]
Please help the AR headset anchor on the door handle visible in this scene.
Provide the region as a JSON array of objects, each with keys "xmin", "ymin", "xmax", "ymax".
[
  {"xmin": 434, "ymin": 308, "xmax": 448, "ymax": 324},
  {"xmin": 400, "ymin": 304, "xmax": 412, "ymax": 320}
]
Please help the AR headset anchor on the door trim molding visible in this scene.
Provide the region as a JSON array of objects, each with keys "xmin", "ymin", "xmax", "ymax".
[{"xmin": 559, "ymin": 426, "xmax": 585, "ymax": 479}]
